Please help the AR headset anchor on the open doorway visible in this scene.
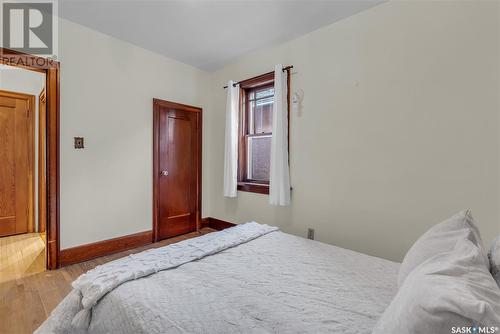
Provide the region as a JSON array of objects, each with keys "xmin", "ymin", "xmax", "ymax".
[
  {"xmin": 0, "ymin": 65, "xmax": 47, "ymax": 281},
  {"xmin": 0, "ymin": 48, "xmax": 60, "ymax": 275}
]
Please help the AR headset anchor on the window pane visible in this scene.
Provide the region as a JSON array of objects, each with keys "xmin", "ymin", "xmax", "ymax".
[
  {"xmin": 247, "ymin": 135, "xmax": 271, "ymax": 182},
  {"xmin": 256, "ymin": 87, "xmax": 274, "ymax": 99},
  {"xmin": 254, "ymin": 97, "xmax": 273, "ymax": 134}
]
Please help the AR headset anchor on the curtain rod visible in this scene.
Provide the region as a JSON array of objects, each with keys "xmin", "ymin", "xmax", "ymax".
[{"xmin": 223, "ymin": 65, "xmax": 293, "ymax": 89}]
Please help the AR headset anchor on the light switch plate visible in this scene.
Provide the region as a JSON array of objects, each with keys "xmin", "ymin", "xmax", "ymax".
[{"xmin": 74, "ymin": 137, "xmax": 84, "ymax": 149}]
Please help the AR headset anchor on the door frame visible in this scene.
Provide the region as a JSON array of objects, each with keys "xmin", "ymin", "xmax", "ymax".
[
  {"xmin": 38, "ymin": 88, "xmax": 47, "ymax": 234},
  {"xmin": 152, "ymin": 98, "xmax": 202, "ymax": 243},
  {"xmin": 0, "ymin": 89, "xmax": 36, "ymax": 234},
  {"xmin": 0, "ymin": 48, "xmax": 60, "ymax": 269}
]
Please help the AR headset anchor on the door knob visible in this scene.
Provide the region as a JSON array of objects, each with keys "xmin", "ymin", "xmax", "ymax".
[{"xmin": 161, "ymin": 170, "xmax": 169, "ymax": 176}]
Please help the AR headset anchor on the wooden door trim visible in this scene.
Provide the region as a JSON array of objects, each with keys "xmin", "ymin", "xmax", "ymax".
[
  {"xmin": 0, "ymin": 89, "xmax": 36, "ymax": 234},
  {"xmin": 1, "ymin": 48, "xmax": 60, "ymax": 269},
  {"xmin": 152, "ymin": 98, "xmax": 202, "ymax": 243},
  {"xmin": 38, "ymin": 88, "xmax": 47, "ymax": 233}
]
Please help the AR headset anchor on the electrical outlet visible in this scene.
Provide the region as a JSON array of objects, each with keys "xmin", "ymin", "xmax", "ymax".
[{"xmin": 307, "ymin": 228, "xmax": 315, "ymax": 240}]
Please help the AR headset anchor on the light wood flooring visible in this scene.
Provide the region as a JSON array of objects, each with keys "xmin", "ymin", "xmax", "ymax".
[
  {"xmin": 0, "ymin": 233, "xmax": 46, "ymax": 284},
  {"xmin": 0, "ymin": 228, "xmax": 215, "ymax": 334}
]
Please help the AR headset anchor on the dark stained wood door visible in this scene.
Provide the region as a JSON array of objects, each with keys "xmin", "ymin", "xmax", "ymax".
[
  {"xmin": 153, "ymin": 99, "xmax": 201, "ymax": 241},
  {"xmin": 0, "ymin": 90, "xmax": 35, "ymax": 237}
]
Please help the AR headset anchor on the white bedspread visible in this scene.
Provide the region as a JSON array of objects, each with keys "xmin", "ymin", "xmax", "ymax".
[{"xmin": 37, "ymin": 223, "xmax": 399, "ymax": 334}]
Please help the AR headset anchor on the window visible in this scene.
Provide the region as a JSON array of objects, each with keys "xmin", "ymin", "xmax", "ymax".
[{"xmin": 237, "ymin": 72, "xmax": 289, "ymax": 194}]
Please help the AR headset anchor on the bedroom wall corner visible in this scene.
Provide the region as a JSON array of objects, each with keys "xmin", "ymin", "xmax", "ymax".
[
  {"xmin": 204, "ymin": 0, "xmax": 500, "ymax": 261},
  {"xmin": 58, "ymin": 18, "xmax": 212, "ymax": 250}
]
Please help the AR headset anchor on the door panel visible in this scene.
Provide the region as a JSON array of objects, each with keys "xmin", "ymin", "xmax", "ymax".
[
  {"xmin": 0, "ymin": 92, "xmax": 34, "ymax": 237},
  {"xmin": 0, "ymin": 105, "xmax": 16, "ymax": 235},
  {"xmin": 155, "ymin": 100, "xmax": 201, "ymax": 241},
  {"xmin": 166, "ymin": 115, "xmax": 192, "ymax": 216}
]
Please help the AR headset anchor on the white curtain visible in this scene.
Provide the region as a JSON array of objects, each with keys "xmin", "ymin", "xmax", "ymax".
[
  {"xmin": 269, "ymin": 64, "xmax": 291, "ymax": 206},
  {"xmin": 223, "ymin": 80, "xmax": 239, "ymax": 197}
]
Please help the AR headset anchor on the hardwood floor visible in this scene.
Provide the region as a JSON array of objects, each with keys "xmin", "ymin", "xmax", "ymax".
[
  {"xmin": 0, "ymin": 228, "xmax": 215, "ymax": 334},
  {"xmin": 0, "ymin": 233, "xmax": 46, "ymax": 284}
]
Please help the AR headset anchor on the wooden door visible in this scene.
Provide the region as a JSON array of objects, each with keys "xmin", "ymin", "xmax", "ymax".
[
  {"xmin": 153, "ymin": 99, "xmax": 201, "ymax": 241},
  {"xmin": 0, "ymin": 90, "xmax": 35, "ymax": 237},
  {"xmin": 38, "ymin": 89, "xmax": 47, "ymax": 233}
]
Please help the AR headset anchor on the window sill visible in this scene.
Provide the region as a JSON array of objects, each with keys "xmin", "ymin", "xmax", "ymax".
[{"xmin": 237, "ymin": 182, "xmax": 269, "ymax": 195}]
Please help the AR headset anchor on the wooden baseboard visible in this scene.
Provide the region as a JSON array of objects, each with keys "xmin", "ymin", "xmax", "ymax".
[
  {"xmin": 60, "ymin": 230, "xmax": 153, "ymax": 267},
  {"xmin": 201, "ymin": 217, "xmax": 236, "ymax": 231},
  {"xmin": 60, "ymin": 218, "xmax": 235, "ymax": 267}
]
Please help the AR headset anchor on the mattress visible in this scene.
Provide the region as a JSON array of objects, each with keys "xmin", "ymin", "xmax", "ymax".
[
  {"xmin": 85, "ymin": 230, "xmax": 399, "ymax": 334},
  {"xmin": 89, "ymin": 231, "xmax": 399, "ymax": 333}
]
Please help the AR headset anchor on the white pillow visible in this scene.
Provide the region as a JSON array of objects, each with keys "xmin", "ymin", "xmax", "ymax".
[
  {"xmin": 398, "ymin": 210, "xmax": 489, "ymax": 287},
  {"xmin": 373, "ymin": 237, "xmax": 500, "ymax": 334},
  {"xmin": 489, "ymin": 235, "xmax": 500, "ymax": 287}
]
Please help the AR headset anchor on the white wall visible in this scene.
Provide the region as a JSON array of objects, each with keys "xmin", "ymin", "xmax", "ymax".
[
  {"xmin": 206, "ymin": 1, "xmax": 500, "ymax": 261},
  {"xmin": 57, "ymin": 2, "xmax": 499, "ymax": 261},
  {"xmin": 0, "ymin": 66, "xmax": 46, "ymax": 231},
  {"xmin": 58, "ymin": 19, "xmax": 211, "ymax": 249}
]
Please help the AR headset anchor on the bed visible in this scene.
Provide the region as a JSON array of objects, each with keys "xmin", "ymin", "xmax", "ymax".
[{"xmin": 36, "ymin": 223, "xmax": 399, "ymax": 334}]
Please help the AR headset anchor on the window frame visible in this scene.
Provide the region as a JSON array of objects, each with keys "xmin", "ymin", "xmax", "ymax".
[{"xmin": 237, "ymin": 71, "xmax": 290, "ymax": 195}]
